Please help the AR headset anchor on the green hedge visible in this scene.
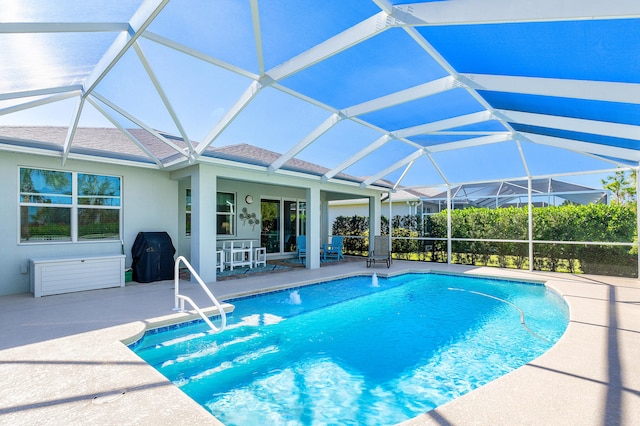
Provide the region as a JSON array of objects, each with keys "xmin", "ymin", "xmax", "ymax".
[
  {"xmin": 331, "ymin": 215, "xmax": 369, "ymax": 255},
  {"xmin": 332, "ymin": 203, "xmax": 638, "ymax": 277}
]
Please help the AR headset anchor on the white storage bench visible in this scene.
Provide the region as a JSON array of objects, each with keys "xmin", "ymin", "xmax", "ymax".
[{"xmin": 30, "ymin": 255, "xmax": 126, "ymax": 297}]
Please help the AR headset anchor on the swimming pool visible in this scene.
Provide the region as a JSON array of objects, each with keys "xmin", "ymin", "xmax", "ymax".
[{"xmin": 130, "ymin": 273, "xmax": 568, "ymax": 425}]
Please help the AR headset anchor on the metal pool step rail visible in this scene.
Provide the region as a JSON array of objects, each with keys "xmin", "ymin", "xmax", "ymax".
[{"xmin": 173, "ymin": 256, "xmax": 227, "ymax": 333}]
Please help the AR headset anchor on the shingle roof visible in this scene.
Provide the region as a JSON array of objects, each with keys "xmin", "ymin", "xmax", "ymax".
[{"xmin": 0, "ymin": 126, "xmax": 369, "ymax": 184}]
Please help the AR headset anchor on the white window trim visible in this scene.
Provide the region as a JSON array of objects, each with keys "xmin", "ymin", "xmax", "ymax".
[
  {"xmin": 216, "ymin": 191, "xmax": 236, "ymax": 238},
  {"xmin": 18, "ymin": 167, "xmax": 122, "ymax": 244}
]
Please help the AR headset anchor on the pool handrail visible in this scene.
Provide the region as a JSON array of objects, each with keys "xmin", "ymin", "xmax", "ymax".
[{"xmin": 173, "ymin": 256, "xmax": 227, "ymax": 333}]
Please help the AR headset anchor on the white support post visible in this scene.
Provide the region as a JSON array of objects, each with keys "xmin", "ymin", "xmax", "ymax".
[
  {"xmin": 447, "ymin": 185, "xmax": 452, "ymax": 264},
  {"xmin": 321, "ymin": 195, "xmax": 329, "ymax": 249},
  {"xmin": 369, "ymin": 193, "xmax": 381, "ymax": 252},
  {"xmin": 306, "ymin": 186, "xmax": 321, "ymax": 269},
  {"xmin": 637, "ymin": 167, "xmax": 640, "ymax": 280},
  {"xmin": 528, "ymin": 177, "xmax": 534, "ymax": 272},
  {"xmin": 388, "ymin": 191, "xmax": 393, "ymax": 253},
  {"xmin": 191, "ymin": 165, "xmax": 217, "ymax": 282}
]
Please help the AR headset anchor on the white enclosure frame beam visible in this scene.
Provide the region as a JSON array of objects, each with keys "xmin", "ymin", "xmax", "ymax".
[
  {"xmin": 446, "ymin": 185, "xmax": 452, "ymax": 264},
  {"xmin": 87, "ymin": 97, "xmax": 163, "ymax": 166},
  {"xmin": 142, "ymin": 32, "xmax": 259, "ymax": 80},
  {"xmin": 393, "ymin": 0, "xmax": 640, "ymax": 26},
  {"xmin": 393, "ymin": 160, "xmax": 416, "ymax": 190},
  {"xmin": 90, "ymin": 91, "xmax": 189, "ymax": 158},
  {"xmin": 133, "ymin": 42, "xmax": 194, "ymax": 154},
  {"xmin": 426, "ymin": 132, "xmax": 512, "ymax": 153},
  {"xmin": 196, "ymin": 80, "xmax": 265, "ymax": 156},
  {"xmin": 0, "ymin": 23, "xmax": 128, "ymax": 33},
  {"xmin": 425, "ymin": 151, "xmax": 450, "ymax": 185},
  {"xmin": 637, "ymin": 167, "xmax": 640, "ymax": 280},
  {"xmin": 463, "ymin": 74, "xmax": 640, "ymax": 105},
  {"xmin": 249, "ymin": 0, "xmax": 265, "ymax": 76},
  {"xmin": 267, "ymin": 12, "xmax": 391, "ymax": 81},
  {"xmin": 361, "ymin": 149, "xmax": 425, "ymax": 187},
  {"xmin": 269, "ymin": 113, "xmax": 342, "ymax": 173},
  {"xmin": 393, "ymin": 110, "xmax": 493, "ymax": 139},
  {"xmin": 522, "ymin": 132, "xmax": 640, "ymax": 162},
  {"xmin": 528, "ymin": 177, "xmax": 534, "ymax": 271},
  {"xmin": 0, "ymin": 91, "xmax": 80, "ymax": 116},
  {"xmin": 0, "ymin": 86, "xmax": 83, "ymax": 102},
  {"xmin": 498, "ymin": 109, "xmax": 640, "ymax": 141},
  {"xmin": 323, "ymin": 134, "xmax": 392, "ymax": 180},
  {"xmin": 62, "ymin": 97, "xmax": 84, "ymax": 165},
  {"xmin": 515, "ymin": 140, "xmax": 531, "ymax": 177},
  {"xmin": 83, "ymin": 0, "xmax": 171, "ymax": 95},
  {"xmin": 342, "ymin": 76, "xmax": 456, "ymax": 118}
]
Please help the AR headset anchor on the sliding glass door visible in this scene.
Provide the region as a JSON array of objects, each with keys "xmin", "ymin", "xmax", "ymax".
[
  {"xmin": 261, "ymin": 199, "xmax": 280, "ymax": 253},
  {"xmin": 261, "ymin": 198, "xmax": 306, "ymax": 255}
]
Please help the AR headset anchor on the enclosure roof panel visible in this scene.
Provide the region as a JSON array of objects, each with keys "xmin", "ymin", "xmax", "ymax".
[{"xmin": 1, "ymin": 0, "xmax": 639, "ymax": 190}]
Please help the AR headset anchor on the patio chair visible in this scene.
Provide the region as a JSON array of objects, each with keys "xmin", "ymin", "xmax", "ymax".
[
  {"xmin": 366, "ymin": 236, "xmax": 391, "ymax": 268},
  {"xmin": 253, "ymin": 246, "xmax": 267, "ymax": 268},
  {"xmin": 297, "ymin": 235, "xmax": 307, "ymax": 263},
  {"xmin": 323, "ymin": 236, "xmax": 344, "ymax": 261},
  {"xmin": 216, "ymin": 249, "xmax": 224, "ymax": 272}
]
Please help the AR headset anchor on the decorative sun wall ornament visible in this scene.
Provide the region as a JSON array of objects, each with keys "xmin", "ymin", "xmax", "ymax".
[{"xmin": 239, "ymin": 207, "xmax": 260, "ymax": 230}]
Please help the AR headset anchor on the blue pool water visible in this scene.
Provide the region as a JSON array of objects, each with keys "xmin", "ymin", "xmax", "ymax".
[{"xmin": 131, "ymin": 273, "xmax": 568, "ymax": 425}]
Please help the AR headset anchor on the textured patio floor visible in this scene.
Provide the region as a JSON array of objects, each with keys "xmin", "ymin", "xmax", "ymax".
[{"xmin": 0, "ymin": 260, "xmax": 638, "ymax": 425}]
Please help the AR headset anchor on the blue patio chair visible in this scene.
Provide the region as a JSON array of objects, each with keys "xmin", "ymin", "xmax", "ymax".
[
  {"xmin": 297, "ymin": 235, "xmax": 307, "ymax": 263},
  {"xmin": 323, "ymin": 236, "xmax": 344, "ymax": 261}
]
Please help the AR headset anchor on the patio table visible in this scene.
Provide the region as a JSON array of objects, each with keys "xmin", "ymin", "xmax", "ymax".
[{"xmin": 221, "ymin": 240, "xmax": 256, "ymax": 271}]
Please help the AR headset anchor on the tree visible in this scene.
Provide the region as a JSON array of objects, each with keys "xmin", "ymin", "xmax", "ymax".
[{"xmin": 602, "ymin": 169, "xmax": 636, "ymax": 205}]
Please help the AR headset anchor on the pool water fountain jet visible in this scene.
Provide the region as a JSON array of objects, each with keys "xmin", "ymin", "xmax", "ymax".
[
  {"xmin": 371, "ymin": 272, "xmax": 379, "ymax": 287},
  {"xmin": 289, "ymin": 290, "xmax": 301, "ymax": 305}
]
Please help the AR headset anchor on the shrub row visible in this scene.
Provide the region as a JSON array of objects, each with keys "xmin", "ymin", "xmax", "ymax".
[{"xmin": 332, "ymin": 204, "xmax": 638, "ymax": 277}]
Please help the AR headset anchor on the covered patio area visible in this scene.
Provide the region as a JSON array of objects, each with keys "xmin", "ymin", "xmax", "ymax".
[{"xmin": 1, "ymin": 262, "xmax": 639, "ymax": 425}]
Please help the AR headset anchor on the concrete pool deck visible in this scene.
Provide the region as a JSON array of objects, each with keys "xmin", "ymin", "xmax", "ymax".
[{"xmin": 0, "ymin": 260, "xmax": 638, "ymax": 425}]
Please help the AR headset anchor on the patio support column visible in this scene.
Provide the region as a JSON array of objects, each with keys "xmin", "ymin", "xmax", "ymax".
[
  {"xmin": 306, "ymin": 186, "xmax": 321, "ymax": 269},
  {"xmin": 191, "ymin": 165, "xmax": 217, "ymax": 282},
  {"xmin": 321, "ymin": 194, "xmax": 329, "ymax": 247},
  {"xmin": 447, "ymin": 185, "xmax": 452, "ymax": 264},
  {"xmin": 368, "ymin": 193, "xmax": 381, "ymax": 252},
  {"xmin": 528, "ymin": 177, "xmax": 534, "ymax": 272}
]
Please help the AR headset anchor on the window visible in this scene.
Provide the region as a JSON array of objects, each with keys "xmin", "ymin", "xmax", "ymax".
[
  {"xmin": 217, "ymin": 192, "xmax": 235, "ymax": 235},
  {"xmin": 185, "ymin": 188, "xmax": 191, "ymax": 236},
  {"xmin": 19, "ymin": 167, "xmax": 121, "ymax": 243}
]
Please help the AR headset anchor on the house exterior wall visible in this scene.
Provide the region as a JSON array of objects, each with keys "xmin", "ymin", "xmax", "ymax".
[
  {"xmin": 0, "ymin": 151, "xmax": 178, "ymax": 296},
  {"xmin": 178, "ymin": 177, "xmax": 312, "ymax": 261},
  {"xmin": 327, "ymin": 202, "xmax": 369, "ymax": 231},
  {"xmin": 1, "ymin": 149, "xmax": 383, "ymax": 295}
]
